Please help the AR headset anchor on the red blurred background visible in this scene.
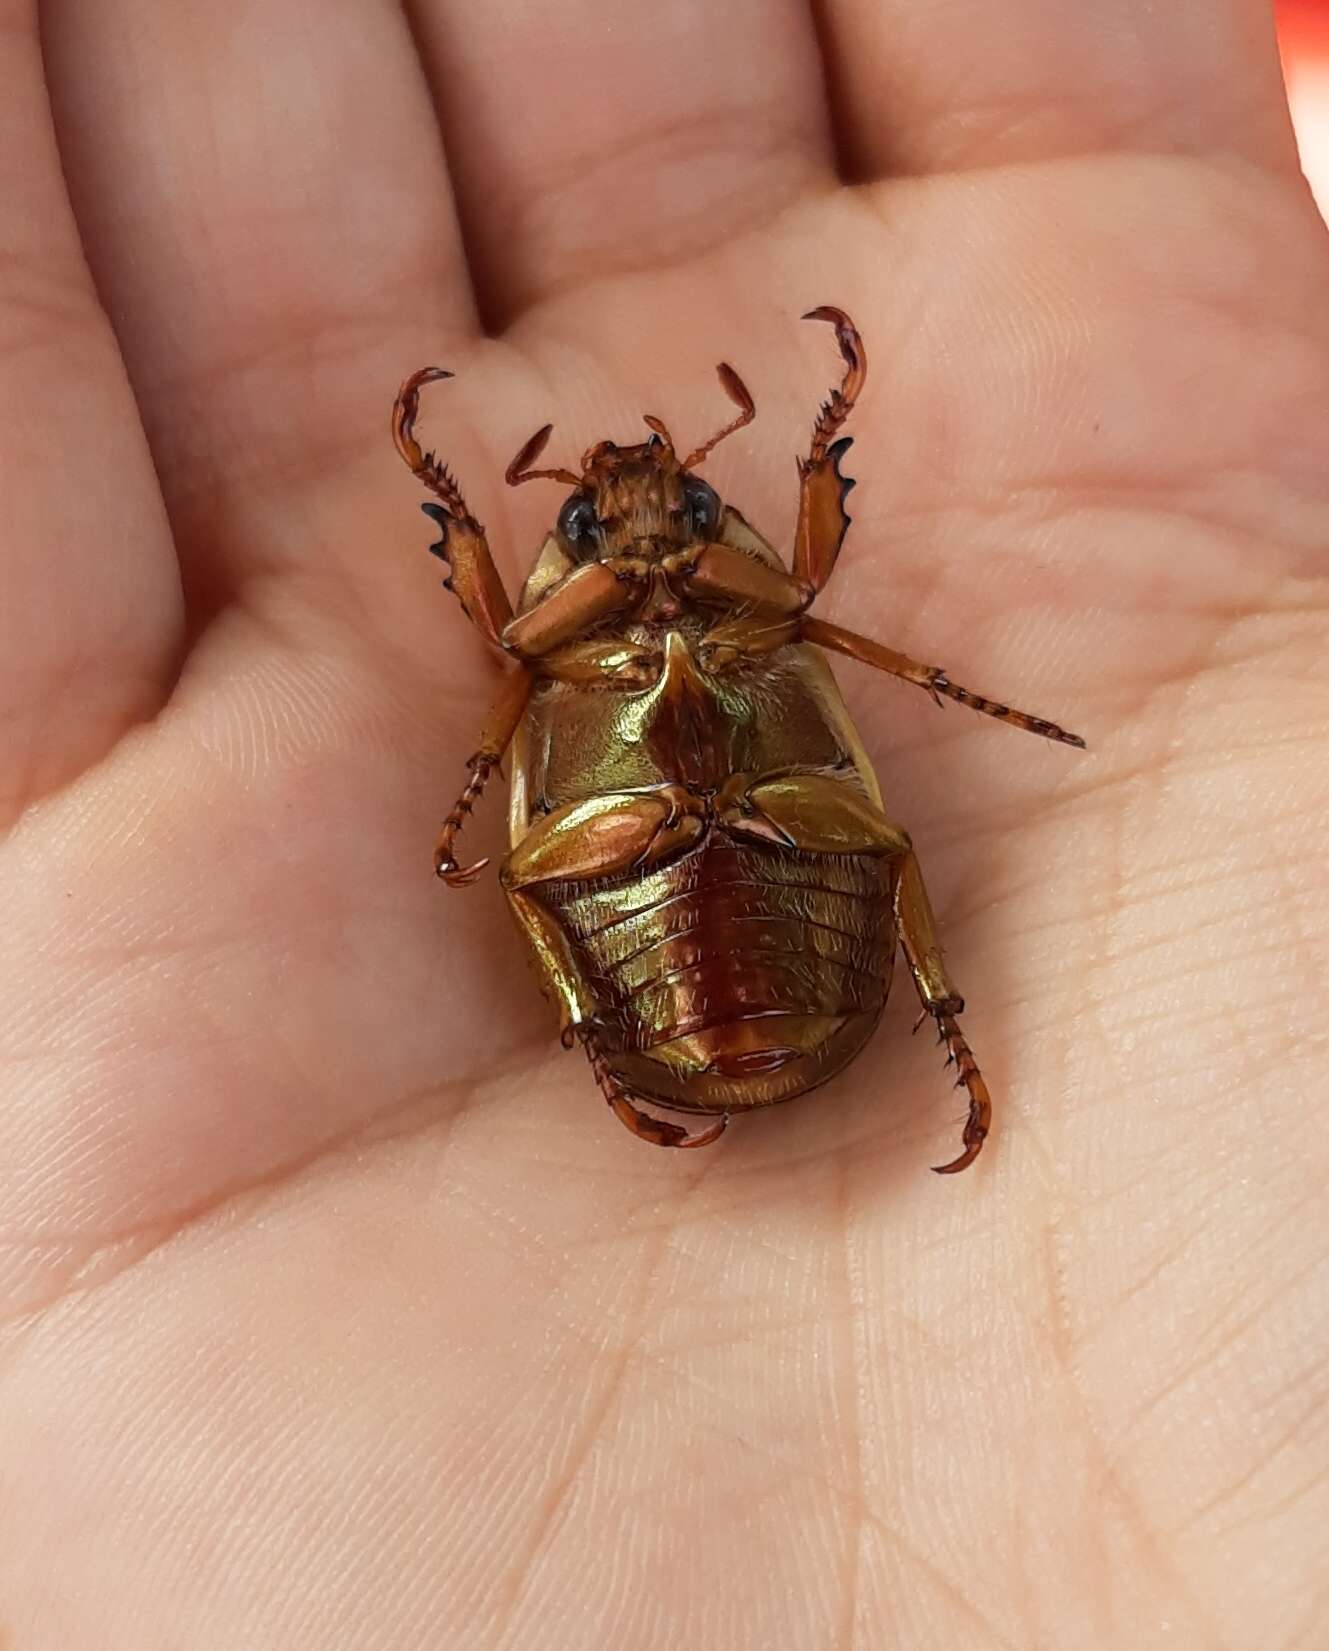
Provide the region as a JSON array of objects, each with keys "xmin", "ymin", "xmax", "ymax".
[{"xmin": 1280, "ymin": 0, "xmax": 1329, "ymax": 215}]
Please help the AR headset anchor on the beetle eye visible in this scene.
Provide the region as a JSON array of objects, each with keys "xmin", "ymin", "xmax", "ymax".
[
  {"xmin": 557, "ymin": 492, "xmax": 600, "ymax": 558},
  {"xmin": 682, "ymin": 475, "xmax": 722, "ymax": 541}
]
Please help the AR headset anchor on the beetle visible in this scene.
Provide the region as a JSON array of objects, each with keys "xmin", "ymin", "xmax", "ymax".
[{"xmin": 392, "ymin": 309, "xmax": 1082, "ymax": 1171}]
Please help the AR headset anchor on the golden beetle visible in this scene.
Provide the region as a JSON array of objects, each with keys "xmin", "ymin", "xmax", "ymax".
[{"xmin": 392, "ymin": 309, "xmax": 1082, "ymax": 1171}]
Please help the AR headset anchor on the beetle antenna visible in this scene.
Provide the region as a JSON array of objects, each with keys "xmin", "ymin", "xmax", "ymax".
[
  {"xmin": 681, "ymin": 363, "xmax": 756, "ymax": 470},
  {"xmin": 642, "ymin": 415, "xmax": 674, "ymax": 448},
  {"xmin": 505, "ymin": 424, "xmax": 581, "ymax": 488}
]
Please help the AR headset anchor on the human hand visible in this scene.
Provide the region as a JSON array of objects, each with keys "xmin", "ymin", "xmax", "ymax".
[{"xmin": 3, "ymin": 2, "xmax": 1327, "ymax": 1645}]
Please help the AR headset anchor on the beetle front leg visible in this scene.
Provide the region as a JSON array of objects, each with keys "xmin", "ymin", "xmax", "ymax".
[
  {"xmin": 393, "ymin": 367, "xmax": 514, "ymax": 648},
  {"xmin": 892, "ymin": 849, "xmax": 991, "ymax": 1175},
  {"xmin": 792, "ymin": 307, "xmax": 866, "ymax": 593},
  {"xmin": 500, "ymin": 560, "xmax": 642, "ymax": 657},
  {"xmin": 433, "ymin": 666, "xmax": 534, "ymax": 886},
  {"xmin": 673, "ymin": 541, "xmax": 813, "ymax": 617},
  {"xmin": 803, "ymin": 616, "xmax": 1086, "ymax": 749}
]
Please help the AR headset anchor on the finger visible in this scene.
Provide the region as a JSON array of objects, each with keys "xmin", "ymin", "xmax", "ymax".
[
  {"xmin": 408, "ymin": 0, "xmax": 835, "ymax": 324},
  {"xmin": 817, "ymin": 0, "xmax": 1299, "ymax": 178},
  {"xmin": 0, "ymin": 1, "xmax": 182, "ymax": 825},
  {"xmin": 39, "ymin": 0, "xmax": 477, "ymax": 592}
]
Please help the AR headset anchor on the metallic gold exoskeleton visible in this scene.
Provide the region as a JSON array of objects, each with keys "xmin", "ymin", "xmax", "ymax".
[{"xmin": 393, "ymin": 310, "xmax": 1083, "ymax": 1170}]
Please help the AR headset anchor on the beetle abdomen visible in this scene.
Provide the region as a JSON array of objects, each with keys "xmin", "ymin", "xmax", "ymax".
[{"xmin": 547, "ymin": 841, "xmax": 894, "ymax": 1114}]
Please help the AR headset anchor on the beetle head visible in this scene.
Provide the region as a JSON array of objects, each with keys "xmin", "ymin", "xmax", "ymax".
[{"xmin": 505, "ymin": 362, "xmax": 755, "ymax": 563}]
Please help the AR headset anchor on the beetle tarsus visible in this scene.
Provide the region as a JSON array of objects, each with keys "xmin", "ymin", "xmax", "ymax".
[
  {"xmin": 432, "ymin": 673, "xmax": 534, "ymax": 887},
  {"xmin": 608, "ymin": 1095, "xmax": 729, "ymax": 1150},
  {"xmin": 928, "ymin": 671, "xmax": 1086, "ymax": 749},
  {"xmin": 801, "ymin": 306, "xmax": 866, "ymax": 461},
  {"xmin": 393, "ymin": 367, "xmax": 479, "ymax": 527},
  {"xmin": 930, "ymin": 1011, "xmax": 991, "ymax": 1174},
  {"xmin": 802, "ymin": 617, "xmax": 1086, "ymax": 750},
  {"xmin": 579, "ymin": 1028, "xmax": 729, "ymax": 1150},
  {"xmin": 434, "ymin": 755, "xmax": 497, "ymax": 887},
  {"xmin": 436, "ymin": 854, "xmax": 489, "ymax": 888}
]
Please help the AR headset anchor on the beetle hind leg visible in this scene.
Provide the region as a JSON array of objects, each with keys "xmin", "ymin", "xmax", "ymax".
[
  {"xmin": 929, "ymin": 1012, "xmax": 992, "ymax": 1175},
  {"xmin": 892, "ymin": 846, "xmax": 993, "ymax": 1173},
  {"xmin": 579, "ymin": 1027, "xmax": 729, "ymax": 1150}
]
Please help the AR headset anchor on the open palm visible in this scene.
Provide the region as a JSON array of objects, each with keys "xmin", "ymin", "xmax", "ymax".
[{"xmin": 3, "ymin": 2, "xmax": 1328, "ymax": 1646}]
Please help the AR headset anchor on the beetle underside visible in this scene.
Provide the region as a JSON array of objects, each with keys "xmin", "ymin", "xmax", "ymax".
[
  {"xmin": 543, "ymin": 839, "xmax": 895, "ymax": 1116},
  {"xmin": 392, "ymin": 308, "xmax": 1084, "ymax": 1170}
]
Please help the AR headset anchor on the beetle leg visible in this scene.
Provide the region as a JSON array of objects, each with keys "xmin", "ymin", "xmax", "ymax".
[
  {"xmin": 696, "ymin": 615, "xmax": 800, "ymax": 673},
  {"xmin": 504, "ymin": 888, "xmax": 602, "ymax": 1037},
  {"xmin": 715, "ymin": 771, "xmax": 992, "ymax": 1172},
  {"xmin": 802, "ymin": 617, "xmax": 1086, "ymax": 749},
  {"xmin": 501, "ymin": 561, "xmax": 641, "ymax": 657},
  {"xmin": 506, "ymin": 537, "xmax": 808, "ymax": 656},
  {"xmin": 579, "ymin": 1026, "xmax": 728, "ymax": 1150},
  {"xmin": 433, "ymin": 666, "xmax": 533, "ymax": 885},
  {"xmin": 681, "ymin": 542, "xmax": 813, "ymax": 616},
  {"xmin": 500, "ymin": 787, "xmax": 710, "ymax": 1028},
  {"xmin": 393, "ymin": 368, "xmax": 514, "ymax": 649},
  {"xmin": 502, "ymin": 786, "xmax": 730, "ymax": 1146},
  {"xmin": 891, "ymin": 847, "xmax": 991, "ymax": 1175},
  {"xmin": 792, "ymin": 307, "xmax": 866, "ymax": 593},
  {"xmin": 503, "ymin": 784, "xmax": 710, "ymax": 887},
  {"xmin": 717, "ymin": 770, "xmax": 910, "ymax": 857}
]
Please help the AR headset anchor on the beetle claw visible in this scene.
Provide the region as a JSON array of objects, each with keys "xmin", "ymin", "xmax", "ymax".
[
  {"xmin": 609, "ymin": 1097, "xmax": 728, "ymax": 1149},
  {"xmin": 436, "ymin": 854, "xmax": 489, "ymax": 887},
  {"xmin": 932, "ymin": 1132, "xmax": 986, "ymax": 1176},
  {"xmin": 578, "ymin": 1026, "xmax": 729, "ymax": 1149},
  {"xmin": 931, "ymin": 1012, "xmax": 992, "ymax": 1174}
]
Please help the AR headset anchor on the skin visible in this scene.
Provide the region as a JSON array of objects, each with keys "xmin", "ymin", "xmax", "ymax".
[{"xmin": 1, "ymin": 0, "xmax": 1327, "ymax": 1645}]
